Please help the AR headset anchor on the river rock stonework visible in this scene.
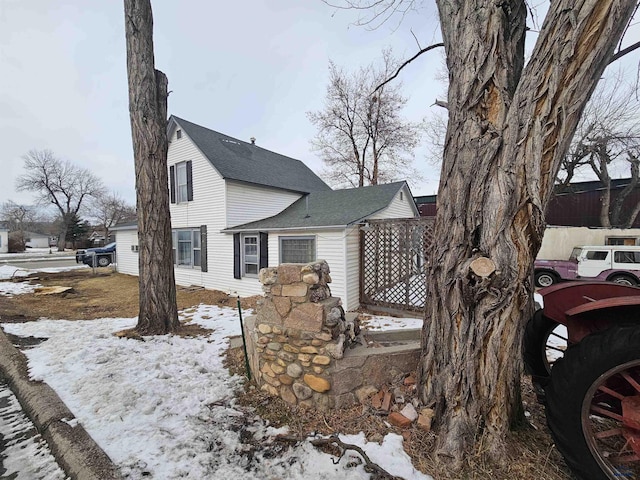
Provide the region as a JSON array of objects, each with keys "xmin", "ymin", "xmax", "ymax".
[{"xmin": 244, "ymin": 261, "xmax": 359, "ymax": 411}]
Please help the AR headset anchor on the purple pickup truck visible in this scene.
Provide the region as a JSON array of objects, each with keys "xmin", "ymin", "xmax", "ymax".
[{"xmin": 534, "ymin": 245, "xmax": 640, "ymax": 287}]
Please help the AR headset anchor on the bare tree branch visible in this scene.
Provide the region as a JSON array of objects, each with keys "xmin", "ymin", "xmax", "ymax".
[
  {"xmin": 609, "ymin": 39, "xmax": 640, "ymax": 64},
  {"xmin": 373, "ymin": 42, "xmax": 444, "ymax": 94},
  {"xmin": 276, "ymin": 434, "xmax": 402, "ymax": 479}
]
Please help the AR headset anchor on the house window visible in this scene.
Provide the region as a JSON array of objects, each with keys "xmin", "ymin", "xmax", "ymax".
[
  {"xmin": 176, "ymin": 129, "xmax": 182, "ymax": 139},
  {"xmin": 171, "ymin": 229, "xmax": 201, "ymax": 268},
  {"xmin": 176, "ymin": 162, "xmax": 188, "ymax": 203},
  {"xmin": 280, "ymin": 236, "xmax": 316, "ymax": 263},
  {"xmin": 170, "ymin": 161, "xmax": 193, "ymax": 204},
  {"xmin": 607, "ymin": 237, "xmax": 638, "ymax": 246},
  {"xmin": 243, "ymin": 235, "xmax": 259, "ymax": 275}
]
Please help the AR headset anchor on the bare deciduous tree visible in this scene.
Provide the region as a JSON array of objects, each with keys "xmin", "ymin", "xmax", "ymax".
[
  {"xmin": 90, "ymin": 192, "xmax": 136, "ymax": 242},
  {"xmin": 307, "ymin": 50, "xmax": 422, "ymax": 188},
  {"xmin": 0, "ymin": 201, "xmax": 40, "ymax": 252},
  {"xmin": 558, "ymin": 72, "xmax": 640, "ymax": 228},
  {"xmin": 124, "ymin": 0, "xmax": 179, "ymax": 335},
  {"xmin": 15, "ymin": 149, "xmax": 104, "ymax": 251}
]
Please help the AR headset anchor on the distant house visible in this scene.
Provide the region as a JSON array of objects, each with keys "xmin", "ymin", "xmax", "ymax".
[
  {"xmin": 114, "ymin": 116, "xmax": 418, "ymax": 310},
  {"xmin": 23, "ymin": 231, "xmax": 55, "ymax": 249},
  {"xmin": 0, "ymin": 222, "xmax": 8, "ymax": 254}
]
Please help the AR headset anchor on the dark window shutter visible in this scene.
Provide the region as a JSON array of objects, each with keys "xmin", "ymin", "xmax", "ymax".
[
  {"xmin": 200, "ymin": 225, "xmax": 208, "ymax": 273},
  {"xmin": 259, "ymin": 232, "xmax": 268, "ymax": 269},
  {"xmin": 169, "ymin": 165, "xmax": 176, "ymax": 204},
  {"xmin": 186, "ymin": 161, "xmax": 193, "ymax": 201},
  {"xmin": 233, "ymin": 233, "xmax": 241, "ymax": 279}
]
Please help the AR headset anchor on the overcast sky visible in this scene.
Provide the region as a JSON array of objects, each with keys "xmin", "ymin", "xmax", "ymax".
[
  {"xmin": 0, "ymin": 0, "xmax": 446, "ymax": 210},
  {"xmin": 1, "ymin": 2, "xmax": 639, "ymax": 212}
]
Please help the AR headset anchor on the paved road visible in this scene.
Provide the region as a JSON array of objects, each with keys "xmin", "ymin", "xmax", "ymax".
[
  {"xmin": 0, "ymin": 257, "xmax": 79, "ymax": 270},
  {"xmin": 0, "ymin": 379, "xmax": 66, "ymax": 479}
]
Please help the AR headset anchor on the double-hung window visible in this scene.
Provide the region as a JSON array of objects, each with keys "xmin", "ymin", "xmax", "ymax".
[
  {"xmin": 172, "ymin": 229, "xmax": 201, "ymax": 268},
  {"xmin": 170, "ymin": 161, "xmax": 193, "ymax": 204},
  {"xmin": 279, "ymin": 236, "xmax": 316, "ymax": 263},
  {"xmin": 243, "ymin": 235, "xmax": 259, "ymax": 275},
  {"xmin": 176, "ymin": 162, "xmax": 188, "ymax": 203}
]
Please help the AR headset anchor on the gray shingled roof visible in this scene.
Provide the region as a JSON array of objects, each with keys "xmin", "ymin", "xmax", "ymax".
[
  {"xmin": 170, "ymin": 116, "xmax": 331, "ymax": 194},
  {"xmin": 224, "ymin": 181, "xmax": 411, "ymax": 231}
]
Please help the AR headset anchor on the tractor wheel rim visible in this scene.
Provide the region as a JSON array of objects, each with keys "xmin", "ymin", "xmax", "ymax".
[{"xmin": 581, "ymin": 359, "xmax": 640, "ymax": 479}]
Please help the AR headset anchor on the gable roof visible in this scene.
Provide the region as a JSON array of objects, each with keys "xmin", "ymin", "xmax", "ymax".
[
  {"xmin": 224, "ymin": 181, "xmax": 414, "ymax": 231},
  {"xmin": 168, "ymin": 116, "xmax": 331, "ymax": 194}
]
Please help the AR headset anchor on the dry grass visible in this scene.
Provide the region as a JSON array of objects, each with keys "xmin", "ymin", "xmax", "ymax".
[
  {"xmin": 4, "ymin": 269, "xmax": 572, "ymax": 479},
  {"xmin": 226, "ymin": 347, "xmax": 572, "ymax": 480},
  {"xmin": 1, "ymin": 269, "xmax": 259, "ymax": 322}
]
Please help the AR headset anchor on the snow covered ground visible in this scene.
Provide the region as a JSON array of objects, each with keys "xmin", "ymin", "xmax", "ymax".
[
  {"xmin": 0, "ymin": 380, "xmax": 66, "ymax": 480},
  {"xmin": 0, "ymin": 274, "xmax": 431, "ymax": 480},
  {"xmin": 0, "ymin": 264, "xmax": 86, "ymax": 281}
]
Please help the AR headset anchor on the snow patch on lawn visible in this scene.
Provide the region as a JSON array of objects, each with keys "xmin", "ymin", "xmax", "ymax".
[
  {"xmin": 2, "ymin": 304, "xmax": 431, "ymax": 480},
  {"xmin": 0, "ymin": 281, "xmax": 40, "ymax": 297}
]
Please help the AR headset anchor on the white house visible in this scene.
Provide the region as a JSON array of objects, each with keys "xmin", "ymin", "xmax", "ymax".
[
  {"xmin": 0, "ymin": 222, "xmax": 8, "ymax": 254},
  {"xmin": 24, "ymin": 231, "xmax": 55, "ymax": 249},
  {"xmin": 114, "ymin": 116, "xmax": 418, "ymax": 310}
]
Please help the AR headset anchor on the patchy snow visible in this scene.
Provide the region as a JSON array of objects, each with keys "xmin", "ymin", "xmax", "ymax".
[
  {"xmin": 359, "ymin": 314, "xmax": 423, "ymax": 331},
  {"xmin": 2, "ymin": 305, "xmax": 432, "ymax": 480},
  {"xmin": 0, "ymin": 381, "xmax": 66, "ymax": 480},
  {"xmin": 0, "ymin": 264, "xmax": 86, "ymax": 281},
  {"xmin": 0, "ymin": 281, "xmax": 41, "ymax": 297}
]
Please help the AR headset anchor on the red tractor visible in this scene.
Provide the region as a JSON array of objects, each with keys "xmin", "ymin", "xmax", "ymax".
[{"xmin": 524, "ymin": 281, "xmax": 640, "ymax": 480}]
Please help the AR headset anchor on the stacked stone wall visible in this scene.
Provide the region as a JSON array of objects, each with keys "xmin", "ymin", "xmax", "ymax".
[{"xmin": 245, "ymin": 261, "xmax": 355, "ymax": 410}]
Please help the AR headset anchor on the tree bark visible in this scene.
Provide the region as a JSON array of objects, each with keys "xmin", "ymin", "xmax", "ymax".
[
  {"xmin": 420, "ymin": 0, "xmax": 637, "ymax": 463},
  {"xmin": 124, "ymin": 0, "xmax": 179, "ymax": 335}
]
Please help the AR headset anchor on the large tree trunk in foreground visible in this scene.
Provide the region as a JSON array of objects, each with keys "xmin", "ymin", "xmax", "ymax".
[
  {"xmin": 124, "ymin": 0, "xmax": 179, "ymax": 334},
  {"xmin": 419, "ymin": 0, "xmax": 637, "ymax": 463}
]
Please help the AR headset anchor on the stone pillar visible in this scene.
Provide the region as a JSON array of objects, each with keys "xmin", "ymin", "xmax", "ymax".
[{"xmin": 246, "ymin": 261, "xmax": 352, "ymax": 411}]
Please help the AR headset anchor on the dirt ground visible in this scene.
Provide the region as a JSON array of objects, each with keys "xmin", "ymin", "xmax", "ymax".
[
  {"xmin": 1, "ymin": 269, "xmax": 258, "ymax": 323},
  {"xmin": 2, "ymin": 269, "xmax": 572, "ymax": 480}
]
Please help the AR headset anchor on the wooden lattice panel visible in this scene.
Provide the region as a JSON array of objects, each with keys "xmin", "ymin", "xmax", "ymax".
[{"xmin": 360, "ymin": 218, "xmax": 434, "ymax": 312}]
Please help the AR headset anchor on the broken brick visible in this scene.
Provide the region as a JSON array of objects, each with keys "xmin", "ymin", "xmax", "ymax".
[{"xmin": 388, "ymin": 412, "xmax": 412, "ymax": 428}]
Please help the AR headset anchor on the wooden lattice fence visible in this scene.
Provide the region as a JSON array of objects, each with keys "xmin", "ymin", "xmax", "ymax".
[{"xmin": 360, "ymin": 217, "xmax": 435, "ymax": 312}]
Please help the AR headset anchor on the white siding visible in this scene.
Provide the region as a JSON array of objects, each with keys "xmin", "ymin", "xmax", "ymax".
[
  {"xmin": 266, "ymin": 228, "xmax": 361, "ymax": 310},
  {"xmin": 168, "ymin": 131, "xmax": 226, "ymax": 230},
  {"xmin": 538, "ymin": 226, "xmax": 640, "ymax": 260},
  {"xmin": 115, "ymin": 229, "xmax": 139, "ymax": 275},
  {"xmin": 344, "ymin": 226, "xmax": 361, "ymax": 310},
  {"xmin": 226, "ymin": 181, "xmax": 301, "ymax": 227},
  {"xmin": 166, "ymin": 131, "xmax": 303, "ymax": 297},
  {"xmin": 370, "ymin": 185, "xmax": 417, "ymax": 219}
]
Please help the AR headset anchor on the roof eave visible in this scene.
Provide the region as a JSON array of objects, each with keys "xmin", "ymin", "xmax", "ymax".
[{"xmin": 222, "ymin": 224, "xmax": 349, "ymax": 233}]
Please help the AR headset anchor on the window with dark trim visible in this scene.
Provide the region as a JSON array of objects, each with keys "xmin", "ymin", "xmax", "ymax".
[
  {"xmin": 279, "ymin": 236, "xmax": 316, "ymax": 263},
  {"xmin": 233, "ymin": 232, "xmax": 267, "ymax": 278},
  {"xmin": 243, "ymin": 234, "xmax": 259, "ymax": 275},
  {"xmin": 170, "ymin": 161, "xmax": 193, "ymax": 204},
  {"xmin": 171, "ymin": 228, "xmax": 201, "ymax": 268}
]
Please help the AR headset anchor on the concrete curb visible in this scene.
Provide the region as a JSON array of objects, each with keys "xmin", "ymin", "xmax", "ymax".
[{"xmin": 0, "ymin": 330, "xmax": 121, "ymax": 479}]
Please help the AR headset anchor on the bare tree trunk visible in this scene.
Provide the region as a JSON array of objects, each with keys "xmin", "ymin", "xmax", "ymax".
[
  {"xmin": 612, "ymin": 158, "xmax": 640, "ymax": 227},
  {"xmin": 420, "ymin": 0, "xmax": 637, "ymax": 464},
  {"xmin": 124, "ymin": 0, "xmax": 179, "ymax": 335}
]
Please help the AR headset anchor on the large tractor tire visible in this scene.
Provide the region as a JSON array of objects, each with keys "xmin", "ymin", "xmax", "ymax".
[
  {"xmin": 523, "ymin": 309, "xmax": 565, "ymax": 386},
  {"xmin": 545, "ymin": 324, "xmax": 640, "ymax": 480}
]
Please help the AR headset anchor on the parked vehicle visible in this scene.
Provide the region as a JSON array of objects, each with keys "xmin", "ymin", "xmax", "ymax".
[
  {"xmin": 534, "ymin": 245, "xmax": 640, "ymax": 287},
  {"xmin": 76, "ymin": 242, "xmax": 116, "ymax": 267},
  {"xmin": 524, "ymin": 281, "xmax": 640, "ymax": 480}
]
